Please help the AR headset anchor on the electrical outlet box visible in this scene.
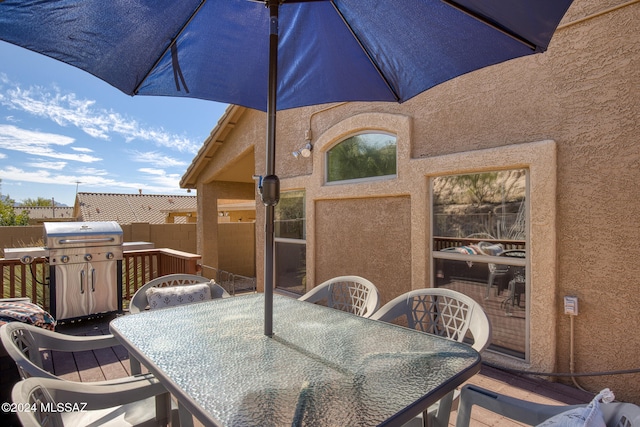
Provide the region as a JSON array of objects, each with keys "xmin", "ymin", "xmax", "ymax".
[{"xmin": 564, "ymin": 296, "xmax": 579, "ymax": 315}]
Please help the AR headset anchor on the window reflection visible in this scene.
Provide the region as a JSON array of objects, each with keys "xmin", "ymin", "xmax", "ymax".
[
  {"xmin": 275, "ymin": 190, "xmax": 306, "ymax": 294},
  {"xmin": 432, "ymin": 170, "xmax": 528, "ymax": 359},
  {"xmin": 433, "ymin": 170, "xmax": 526, "ymax": 242},
  {"xmin": 326, "ymin": 133, "xmax": 396, "ymax": 183}
]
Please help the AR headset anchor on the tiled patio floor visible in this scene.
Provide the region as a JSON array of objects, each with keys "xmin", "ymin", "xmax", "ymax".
[{"xmin": 1, "ymin": 314, "xmax": 593, "ymax": 427}]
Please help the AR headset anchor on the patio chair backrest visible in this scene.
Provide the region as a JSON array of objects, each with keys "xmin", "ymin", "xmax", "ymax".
[
  {"xmin": 371, "ymin": 288, "xmax": 492, "ymax": 352},
  {"xmin": 129, "ymin": 273, "xmax": 231, "ymax": 314},
  {"xmin": 0, "ymin": 322, "xmax": 124, "ymax": 381},
  {"xmin": 298, "ymin": 275, "xmax": 380, "ymax": 318}
]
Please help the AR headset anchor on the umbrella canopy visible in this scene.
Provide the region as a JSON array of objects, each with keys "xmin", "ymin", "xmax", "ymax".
[
  {"xmin": 0, "ymin": 0, "xmax": 574, "ymax": 335},
  {"xmin": 0, "ymin": 0, "xmax": 572, "ymax": 111}
]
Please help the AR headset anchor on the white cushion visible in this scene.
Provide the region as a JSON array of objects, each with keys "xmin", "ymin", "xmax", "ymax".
[
  {"xmin": 536, "ymin": 389, "xmax": 614, "ymax": 427},
  {"xmin": 146, "ymin": 283, "xmax": 211, "ymax": 310}
]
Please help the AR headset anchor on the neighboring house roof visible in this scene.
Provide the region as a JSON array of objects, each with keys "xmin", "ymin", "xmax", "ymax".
[
  {"xmin": 14, "ymin": 206, "xmax": 75, "ymax": 220},
  {"xmin": 74, "ymin": 192, "xmax": 197, "ymax": 224}
]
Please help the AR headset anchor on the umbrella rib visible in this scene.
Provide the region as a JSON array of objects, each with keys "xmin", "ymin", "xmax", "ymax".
[
  {"xmin": 329, "ymin": 1, "xmax": 400, "ymax": 103},
  {"xmin": 132, "ymin": 0, "xmax": 208, "ymax": 95},
  {"xmin": 442, "ymin": 0, "xmax": 538, "ymax": 51}
]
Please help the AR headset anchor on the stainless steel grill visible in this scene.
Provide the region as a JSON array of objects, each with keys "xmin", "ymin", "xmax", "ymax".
[
  {"xmin": 43, "ymin": 222, "xmax": 123, "ymax": 320},
  {"xmin": 3, "ymin": 222, "xmax": 158, "ymax": 321}
]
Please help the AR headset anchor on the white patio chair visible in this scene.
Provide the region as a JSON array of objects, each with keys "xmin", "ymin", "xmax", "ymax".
[
  {"xmin": 298, "ymin": 275, "xmax": 380, "ymax": 318},
  {"xmin": 12, "ymin": 376, "xmax": 180, "ymax": 427},
  {"xmin": 370, "ymin": 288, "xmax": 492, "ymax": 427},
  {"xmin": 484, "ymin": 249, "xmax": 525, "ymax": 300},
  {"xmin": 1, "ymin": 321, "xmax": 153, "ymax": 385},
  {"xmin": 455, "ymin": 384, "xmax": 640, "ymax": 427},
  {"xmin": 1, "ymin": 322, "xmax": 177, "ymax": 425},
  {"xmin": 129, "ymin": 273, "xmax": 230, "ymax": 314}
]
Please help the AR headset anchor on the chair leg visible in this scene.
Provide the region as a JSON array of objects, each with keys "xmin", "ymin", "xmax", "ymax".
[
  {"xmin": 485, "ymin": 274, "xmax": 494, "ymax": 299},
  {"xmin": 155, "ymin": 392, "xmax": 172, "ymax": 427},
  {"xmin": 129, "ymin": 354, "xmax": 142, "ymax": 376},
  {"xmin": 178, "ymin": 403, "xmax": 194, "ymax": 427},
  {"xmin": 426, "ymin": 390, "xmax": 455, "ymax": 427}
]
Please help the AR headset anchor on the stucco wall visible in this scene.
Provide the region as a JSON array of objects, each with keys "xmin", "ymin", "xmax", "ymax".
[
  {"xmin": 190, "ymin": 0, "xmax": 640, "ymax": 402},
  {"xmin": 315, "ymin": 197, "xmax": 412, "ymax": 305},
  {"xmin": 124, "ymin": 223, "xmax": 197, "ymax": 254},
  {"xmin": 218, "ymin": 222, "xmax": 256, "ymax": 277},
  {"xmin": 0, "ymin": 226, "xmax": 44, "ymax": 251}
]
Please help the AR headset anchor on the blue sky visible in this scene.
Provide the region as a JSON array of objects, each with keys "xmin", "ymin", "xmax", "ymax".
[{"xmin": 0, "ymin": 41, "xmax": 228, "ymax": 207}]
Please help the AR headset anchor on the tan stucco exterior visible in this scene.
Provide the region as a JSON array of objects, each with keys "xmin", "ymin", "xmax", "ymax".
[{"xmin": 182, "ymin": 0, "xmax": 640, "ymax": 402}]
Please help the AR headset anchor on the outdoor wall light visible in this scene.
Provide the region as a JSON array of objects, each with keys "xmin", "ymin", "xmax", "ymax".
[{"xmin": 292, "ymin": 142, "xmax": 313, "ymax": 158}]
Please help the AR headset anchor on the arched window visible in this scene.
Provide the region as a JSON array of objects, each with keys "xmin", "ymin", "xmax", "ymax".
[{"xmin": 326, "ymin": 132, "xmax": 397, "ymax": 183}]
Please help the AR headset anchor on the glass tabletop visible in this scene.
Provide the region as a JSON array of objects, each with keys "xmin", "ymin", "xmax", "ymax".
[{"xmin": 110, "ymin": 294, "xmax": 480, "ymax": 427}]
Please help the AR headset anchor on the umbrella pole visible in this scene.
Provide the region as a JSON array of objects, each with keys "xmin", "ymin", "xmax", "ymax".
[{"xmin": 262, "ymin": 0, "xmax": 281, "ymax": 337}]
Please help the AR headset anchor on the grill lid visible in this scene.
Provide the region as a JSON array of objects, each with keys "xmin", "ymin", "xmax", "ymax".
[{"xmin": 44, "ymin": 221, "xmax": 123, "ymax": 249}]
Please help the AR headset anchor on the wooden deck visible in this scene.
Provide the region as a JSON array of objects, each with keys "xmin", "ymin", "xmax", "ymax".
[
  {"xmin": 1, "ymin": 312, "xmax": 593, "ymax": 427},
  {"xmin": 43, "ymin": 315, "xmax": 137, "ymax": 382}
]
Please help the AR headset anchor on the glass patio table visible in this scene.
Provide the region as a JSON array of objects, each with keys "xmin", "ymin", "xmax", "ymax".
[{"xmin": 110, "ymin": 293, "xmax": 480, "ymax": 427}]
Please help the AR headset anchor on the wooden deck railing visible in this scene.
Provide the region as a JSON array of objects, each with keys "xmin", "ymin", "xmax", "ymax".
[
  {"xmin": 0, "ymin": 258, "xmax": 49, "ymax": 308},
  {"xmin": 121, "ymin": 248, "xmax": 201, "ymax": 301},
  {"xmin": 1, "ymin": 248, "xmax": 201, "ymax": 310}
]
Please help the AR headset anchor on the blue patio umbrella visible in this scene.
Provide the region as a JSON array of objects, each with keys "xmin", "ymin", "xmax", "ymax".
[{"xmin": 0, "ymin": 0, "xmax": 573, "ymax": 336}]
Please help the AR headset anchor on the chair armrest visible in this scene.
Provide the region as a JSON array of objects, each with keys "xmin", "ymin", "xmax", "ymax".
[
  {"xmin": 38, "ymin": 332, "xmax": 121, "ymax": 351},
  {"xmin": 455, "ymin": 385, "xmax": 585, "ymax": 427},
  {"xmin": 14, "ymin": 376, "xmax": 168, "ymax": 410},
  {"xmin": 2, "ymin": 322, "xmax": 121, "ymax": 353},
  {"xmin": 297, "ymin": 284, "xmax": 327, "ymax": 303}
]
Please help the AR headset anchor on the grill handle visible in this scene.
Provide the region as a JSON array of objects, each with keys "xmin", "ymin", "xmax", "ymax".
[
  {"xmin": 58, "ymin": 237, "xmax": 115, "ymax": 245},
  {"xmin": 91, "ymin": 268, "xmax": 96, "ymax": 292},
  {"xmin": 80, "ymin": 270, "xmax": 85, "ymax": 294}
]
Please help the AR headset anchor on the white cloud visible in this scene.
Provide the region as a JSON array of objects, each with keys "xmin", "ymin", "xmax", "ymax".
[
  {"xmin": 0, "ymin": 153, "xmax": 5, "ymax": 159},
  {"xmin": 25, "ymin": 160, "xmax": 67, "ymax": 170},
  {"xmin": 71, "ymin": 146, "xmax": 94, "ymax": 153},
  {"xmin": 138, "ymin": 167, "xmax": 183, "ymax": 190},
  {"xmin": 0, "ymin": 165, "xmax": 137, "ymax": 190},
  {"xmin": 129, "ymin": 150, "xmax": 187, "ymax": 168},
  {"xmin": 0, "ymin": 124, "xmax": 101, "ymax": 163},
  {"xmin": 0, "ymin": 165, "xmax": 183, "ymax": 195},
  {"xmin": 75, "ymin": 167, "xmax": 108, "ymax": 176},
  {"xmin": 1, "ymin": 80, "xmax": 201, "ymax": 153}
]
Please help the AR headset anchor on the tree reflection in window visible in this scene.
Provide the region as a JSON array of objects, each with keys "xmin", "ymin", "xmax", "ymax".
[
  {"xmin": 433, "ymin": 170, "xmax": 526, "ymax": 241},
  {"xmin": 326, "ymin": 133, "xmax": 397, "ymax": 182},
  {"xmin": 275, "ymin": 190, "xmax": 305, "ymax": 240}
]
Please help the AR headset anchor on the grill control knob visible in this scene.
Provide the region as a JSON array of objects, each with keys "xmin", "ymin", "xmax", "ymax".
[
  {"xmin": 84, "ymin": 254, "xmax": 92, "ymax": 261},
  {"xmin": 106, "ymin": 252, "xmax": 114, "ymax": 260},
  {"xmin": 61, "ymin": 255, "xmax": 69, "ymax": 263}
]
